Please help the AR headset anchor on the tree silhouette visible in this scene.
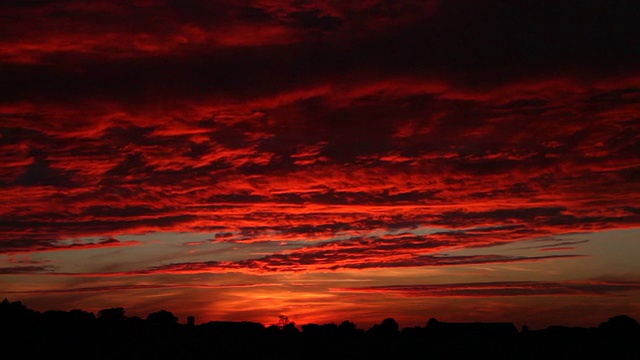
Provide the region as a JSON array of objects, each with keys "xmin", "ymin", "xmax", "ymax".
[
  {"xmin": 368, "ymin": 317, "xmax": 399, "ymax": 337},
  {"xmin": 277, "ymin": 315, "xmax": 290, "ymax": 328},
  {"xmin": 1, "ymin": 298, "xmax": 639, "ymax": 360},
  {"xmin": 146, "ymin": 310, "xmax": 179, "ymax": 327},
  {"xmin": 380, "ymin": 318, "xmax": 399, "ymax": 333},
  {"xmin": 598, "ymin": 315, "xmax": 640, "ymax": 334},
  {"xmin": 97, "ymin": 307, "xmax": 126, "ymax": 322},
  {"xmin": 338, "ymin": 320, "xmax": 358, "ymax": 333}
]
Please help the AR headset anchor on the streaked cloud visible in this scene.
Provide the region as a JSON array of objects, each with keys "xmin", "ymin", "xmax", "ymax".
[
  {"xmin": 335, "ymin": 280, "xmax": 640, "ymax": 297},
  {"xmin": 0, "ymin": 0, "xmax": 638, "ymax": 328}
]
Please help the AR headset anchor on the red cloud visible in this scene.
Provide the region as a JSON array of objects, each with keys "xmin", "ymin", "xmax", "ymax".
[
  {"xmin": 334, "ymin": 280, "xmax": 640, "ymax": 297},
  {"xmin": 5, "ymin": 282, "xmax": 282, "ymax": 294},
  {"xmin": 1, "ymin": 1, "xmax": 639, "ymax": 330},
  {"xmin": 0, "ymin": 1, "xmax": 638, "ymax": 284},
  {"xmin": 0, "ymin": 237, "xmax": 140, "ymax": 255}
]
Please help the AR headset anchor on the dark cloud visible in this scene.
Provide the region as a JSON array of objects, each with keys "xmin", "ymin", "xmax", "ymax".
[
  {"xmin": 0, "ymin": 237, "xmax": 140, "ymax": 254},
  {"xmin": 125, "ymin": 232, "xmax": 581, "ymax": 274},
  {"xmin": 5, "ymin": 282, "xmax": 280, "ymax": 294},
  {"xmin": 516, "ymin": 239, "xmax": 590, "ymax": 251},
  {"xmin": 336, "ymin": 280, "xmax": 640, "ymax": 297},
  {"xmin": 0, "ymin": 0, "xmax": 638, "ymax": 265},
  {"xmin": 14, "ymin": 150, "xmax": 78, "ymax": 187},
  {"xmin": 1, "ymin": 2, "xmax": 639, "ymax": 329},
  {"xmin": 0, "ymin": 265, "xmax": 57, "ymax": 274},
  {"xmin": 1, "ymin": 1, "xmax": 638, "ymax": 104}
]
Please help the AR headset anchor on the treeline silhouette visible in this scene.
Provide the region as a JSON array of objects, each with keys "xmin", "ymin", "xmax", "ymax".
[{"xmin": 2, "ymin": 299, "xmax": 639, "ymax": 359}]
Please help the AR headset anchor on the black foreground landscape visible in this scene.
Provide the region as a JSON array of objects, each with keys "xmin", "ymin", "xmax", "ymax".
[{"xmin": 2, "ymin": 299, "xmax": 639, "ymax": 360}]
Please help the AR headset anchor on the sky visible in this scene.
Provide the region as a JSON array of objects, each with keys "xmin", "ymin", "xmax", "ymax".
[{"xmin": 1, "ymin": 0, "xmax": 640, "ymax": 331}]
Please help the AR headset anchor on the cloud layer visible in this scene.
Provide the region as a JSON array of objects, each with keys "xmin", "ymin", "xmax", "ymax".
[{"xmin": 1, "ymin": 0, "xmax": 639, "ymax": 327}]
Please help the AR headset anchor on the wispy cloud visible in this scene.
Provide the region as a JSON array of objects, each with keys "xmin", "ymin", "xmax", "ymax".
[
  {"xmin": 0, "ymin": 0, "xmax": 639, "ymax": 326},
  {"xmin": 335, "ymin": 280, "xmax": 640, "ymax": 297},
  {"xmin": 4, "ymin": 282, "xmax": 282, "ymax": 294}
]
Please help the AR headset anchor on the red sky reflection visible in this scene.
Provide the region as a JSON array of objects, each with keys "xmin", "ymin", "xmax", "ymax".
[{"xmin": 1, "ymin": 0, "xmax": 640, "ymax": 330}]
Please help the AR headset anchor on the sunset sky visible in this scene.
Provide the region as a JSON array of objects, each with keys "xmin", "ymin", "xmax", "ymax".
[{"xmin": 1, "ymin": 0, "xmax": 640, "ymax": 330}]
